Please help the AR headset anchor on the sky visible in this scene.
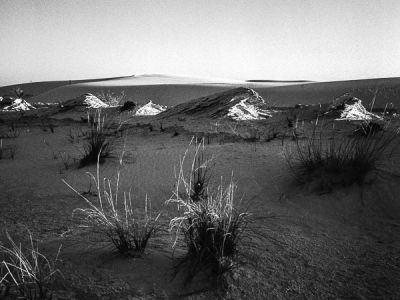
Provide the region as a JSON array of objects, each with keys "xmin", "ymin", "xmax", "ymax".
[{"xmin": 1, "ymin": 0, "xmax": 399, "ymax": 86}]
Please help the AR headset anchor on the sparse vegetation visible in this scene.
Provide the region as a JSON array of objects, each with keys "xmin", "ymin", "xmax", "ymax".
[
  {"xmin": 286, "ymin": 123, "xmax": 400, "ymax": 191},
  {"xmin": 0, "ymin": 140, "xmax": 17, "ymax": 160},
  {"xmin": 64, "ymin": 154, "xmax": 161, "ymax": 256},
  {"xmin": 12, "ymin": 87, "xmax": 24, "ymax": 98},
  {"xmin": 67, "ymin": 127, "xmax": 85, "ymax": 144},
  {"xmin": 0, "ymin": 230, "xmax": 61, "ymax": 300},
  {"xmin": 8, "ymin": 145, "xmax": 16, "ymax": 160},
  {"xmin": 0, "ymin": 123, "xmax": 20, "ymax": 139},
  {"xmin": 353, "ymin": 121, "xmax": 384, "ymax": 137},
  {"xmin": 265, "ymin": 126, "xmax": 279, "ymax": 142},
  {"xmin": 119, "ymin": 100, "xmax": 136, "ymax": 112},
  {"xmin": 97, "ymin": 90, "xmax": 125, "ymax": 107},
  {"xmin": 59, "ymin": 151, "xmax": 73, "ymax": 170},
  {"xmin": 167, "ymin": 140, "xmax": 250, "ymax": 284},
  {"xmin": 79, "ymin": 109, "xmax": 115, "ymax": 167},
  {"xmin": 189, "ymin": 142, "xmax": 212, "ymax": 202}
]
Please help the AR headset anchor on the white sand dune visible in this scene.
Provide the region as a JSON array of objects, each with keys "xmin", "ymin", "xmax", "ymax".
[
  {"xmin": 1, "ymin": 98, "xmax": 36, "ymax": 111},
  {"xmin": 135, "ymin": 100, "xmax": 167, "ymax": 116},
  {"xmin": 336, "ymin": 98, "xmax": 382, "ymax": 121},
  {"xmin": 62, "ymin": 93, "xmax": 109, "ymax": 108}
]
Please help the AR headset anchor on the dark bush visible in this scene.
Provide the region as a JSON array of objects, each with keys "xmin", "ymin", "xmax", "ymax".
[
  {"xmin": 79, "ymin": 109, "xmax": 115, "ymax": 168},
  {"xmin": 286, "ymin": 126, "xmax": 399, "ymax": 191},
  {"xmin": 120, "ymin": 101, "xmax": 136, "ymax": 112}
]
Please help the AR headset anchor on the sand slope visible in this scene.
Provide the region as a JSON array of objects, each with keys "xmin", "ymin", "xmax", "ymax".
[
  {"xmin": 254, "ymin": 77, "xmax": 400, "ymax": 108},
  {"xmin": 15, "ymin": 75, "xmax": 301, "ymax": 107},
  {"xmin": 2, "ymin": 75, "xmax": 400, "ymax": 110},
  {"xmin": 0, "ymin": 76, "xmax": 127, "ymax": 99}
]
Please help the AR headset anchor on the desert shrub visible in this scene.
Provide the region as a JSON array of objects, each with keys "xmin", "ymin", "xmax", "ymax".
[
  {"xmin": 79, "ymin": 109, "xmax": 115, "ymax": 167},
  {"xmin": 353, "ymin": 121, "xmax": 383, "ymax": 137},
  {"xmin": 189, "ymin": 141, "xmax": 212, "ymax": 202},
  {"xmin": 67, "ymin": 127, "xmax": 85, "ymax": 144},
  {"xmin": 120, "ymin": 101, "xmax": 136, "ymax": 112},
  {"xmin": 63, "ymin": 155, "xmax": 161, "ymax": 256},
  {"xmin": 0, "ymin": 230, "xmax": 61, "ymax": 300},
  {"xmin": 0, "ymin": 123, "xmax": 20, "ymax": 139},
  {"xmin": 177, "ymin": 116, "xmax": 186, "ymax": 122},
  {"xmin": 40, "ymin": 120, "xmax": 55, "ymax": 133},
  {"xmin": 13, "ymin": 87, "xmax": 24, "ymax": 98},
  {"xmin": 0, "ymin": 261, "xmax": 11, "ymax": 298},
  {"xmin": 97, "ymin": 90, "xmax": 125, "ymax": 107},
  {"xmin": 242, "ymin": 126, "xmax": 260, "ymax": 143},
  {"xmin": 8, "ymin": 145, "xmax": 16, "ymax": 160},
  {"xmin": 285, "ymin": 125, "xmax": 399, "ymax": 191},
  {"xmin": 0, "ymin": 140, "xmax": 16, "ymax": 160},
  {"xmin": 167, "ymin": 139, "xmax": 250, "ymax": 284},
  {"xmin": 59, "ymin": 151, "xmax": 74, "ymax": 171}
]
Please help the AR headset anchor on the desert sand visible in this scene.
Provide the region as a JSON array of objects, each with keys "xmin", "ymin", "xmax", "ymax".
[{"xmin": 1, "ymin": 77, "xmax": 400, "ymax": 299}]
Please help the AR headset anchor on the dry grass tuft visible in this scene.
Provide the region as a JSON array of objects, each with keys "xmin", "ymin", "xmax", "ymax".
[
  {"xmin": 64, "ymin": 152, "xmax": 161, "ymax": 256},
  {"xmin": 285, "ymin": 122, "xmax": 400, "ymax": 191},
  {"xmin": 0, "ymin": 230, "xmax": 61, "ymax": 300},
  {"xmin": 97, "ymin": 90, "xmax": 125, "ymax": 107},
  {"xmin": 79, "ymin": 109, "xmax": 116, "ymax": 168},
  {"xmin": 167, "ymin": 139, "xmax": 250, "ymax": 284}
]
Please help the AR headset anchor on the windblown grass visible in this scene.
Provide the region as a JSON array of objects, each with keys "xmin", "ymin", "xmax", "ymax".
[
  {"xmin": 64, "ymin": 152, "xmax": 161, "ymax": 256},
  {"xmin": 0, "ymin": 230, "xmax": 61, "ymax": 300},
  {"xmin": 167, "ymin": 139, "xmax": 250, "ymax": 284},
  {"xmin": 286, "ymin": 123, "xmax": 399, "ymax": 190},
  {"xmin": 189, "ymin": 142, "xmax": 212, "ymax": 202},
  {"xmin": 97, "ymin": 90, "xmax": 125, "ymax": 107},
  {"xmin": 79, "ymin": 109, "xmax": 115, "ymax": 168}
]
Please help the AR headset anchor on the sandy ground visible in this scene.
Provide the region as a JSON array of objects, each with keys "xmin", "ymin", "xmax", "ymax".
[{"xmin": 1, "ymin": 112, "xmax": 400, "ymax": 299}]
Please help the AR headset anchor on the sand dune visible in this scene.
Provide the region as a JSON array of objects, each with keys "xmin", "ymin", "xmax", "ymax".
[
  {"xmin": 158, "ymin": 87, "xmax": 270, "ymax": 120},
  {"xmin": 2, "ymin": 75, "xmax": 399, "ymax": 109},
  {"xmin": 9, "ymin": 74, "xmax": 301, "ymax": 107},
  {"xmin": 252, "ymin": 77, "xmax": 400, "ymax": 108},
  {"xmin": 0, "ymin": 76, "xmax": 127, "ymax": 99}
]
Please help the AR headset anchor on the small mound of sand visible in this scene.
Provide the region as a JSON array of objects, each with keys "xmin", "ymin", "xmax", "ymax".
[
  {"xmin": 1, "ymin": 98, "xmax": 36, "ymax": 111},
  {"xmin": 159, "ymin": 87, "xmax": 272, "ymax": 120},
  {"xmin": 329, "ymin": 95, "xmax": 382, "ymax": 121},
  {"xmin": 227, "ymin": 95, "xmax": 272, "ymax": 120},
  {"xmin": 63, "ymin": 93, "xmax": 109, "ymax": 109},
  {"xmin": 135, "ymin": 101, "xmax": 167, "ymax": 116},
  {"xmin": 82, "ymin": 93, "xmax": 109, "ymax": 108}
]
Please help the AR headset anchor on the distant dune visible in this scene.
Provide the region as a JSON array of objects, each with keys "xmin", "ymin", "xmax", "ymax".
[
  {"xmin": 246, "ymin": 79, "xmax": 312, "ymax": 83},
  {"xmin": 26, "ymin": 74, "xmax": 282, "ymax": 106},
  {"xmin": 252, "ymin": 77, "xmax": 400, "ymax": 108},
  {"xmin": 1, "ymin": 75, "xmax": 399, "ymax": 108},
  {"xmin": 0, "ymin": 76, "xmax": 126, "ymax": 99}
]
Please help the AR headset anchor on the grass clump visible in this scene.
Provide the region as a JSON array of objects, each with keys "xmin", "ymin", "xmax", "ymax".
[
  {"xmin": 0, "ymin": 231, "xmax": 61, "ymax": 300},
  {"xmin": 286, "ymin": 123, "xmax": 399, "ymax": 191},
  {"xmin": 79, "ymin": 109, "xmax": 115, "ymax": 168},
  {"xmin": 64, "ymin": 154, "xmax": 161, "ymax": 256},
  {"xmin": 0, "ymin": 139, "xmax": 17, "ymax": 160},
  {"xmin": 97, "ymin": 90, "xmax": 125, "ymax": 107},
  {"xmin": 353, "ymin": 121, "xmax": 384, "ymax": 137},
  {"xmin": 0, "ymin": 123, "xmax": 20, "ymax": 139},
  {"xmin": 167, "ymin": 139, "xmax": 250, "ymax": 284}
]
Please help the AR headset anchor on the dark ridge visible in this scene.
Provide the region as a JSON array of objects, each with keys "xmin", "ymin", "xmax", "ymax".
[
  {"xmin": 158, "ymin": 87, "xmax": 265, "ymax": 119},
  {"xmin": 246, "ymin": 79, "xmax": 313, "ymax": 83},
  {"xmin": 0, "ymin": 76, "xmax": 130, "ymax": 98}
]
